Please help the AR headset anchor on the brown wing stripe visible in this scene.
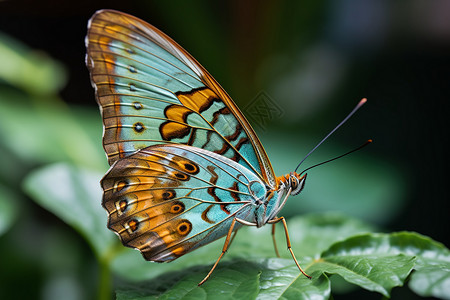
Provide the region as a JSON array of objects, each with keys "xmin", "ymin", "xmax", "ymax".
[
  {"xmin": 232, "ymin": 137, "xmax": 249, "ymax": 161},
  {"xmin": 206, "ymin": 166, "xmax": 231, "ymax": 214},
  {"xmin": 230, "ymin": 182, "xmax": 240, "ymax": 202},
  {"xmin": 201, "ymin": 204, "xmax": 215, "ymax": 224}
]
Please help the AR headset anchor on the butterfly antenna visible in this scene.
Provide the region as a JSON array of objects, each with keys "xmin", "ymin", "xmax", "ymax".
[
  {"xmin": 299, "ymin": 139, "xmax": 372, "ymax": 176},
  {"xmin": 294, "ymin": 98, "xmax": 367, "ymax": 173}
]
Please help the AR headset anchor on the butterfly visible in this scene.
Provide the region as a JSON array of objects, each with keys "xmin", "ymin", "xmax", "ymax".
[{"xmin": 86, "ymin": 9, "xmax": 312, "ymax": 285}]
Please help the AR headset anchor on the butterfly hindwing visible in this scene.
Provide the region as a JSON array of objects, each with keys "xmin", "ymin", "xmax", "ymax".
[
  {"xmin": 101, "ymin": 144, "xmax": 267, "ymax": 261},
  {"xmin": 86, "ymin": 9, "xmax": 275, "ymax": 186}
]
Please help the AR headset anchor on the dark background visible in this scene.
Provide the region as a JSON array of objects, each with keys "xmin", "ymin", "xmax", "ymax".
[{"xmin": 1, "ymin": 1, "xmax": 449, "ymax": 299}]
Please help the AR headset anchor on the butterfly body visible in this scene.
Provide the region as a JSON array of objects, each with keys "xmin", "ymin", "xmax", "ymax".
[{"xmin": 87, "ymin": 9, "xmax": 309, "ymax": 282}]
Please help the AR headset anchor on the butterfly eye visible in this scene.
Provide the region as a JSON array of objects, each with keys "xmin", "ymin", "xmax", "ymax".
[
  {"xmin": 291, "ymin": 176, "xmax": 298, "ymax": 188},
  {"xmin": 291, "ymin": 174, "xmax": 307, "ymax": 196},
  {"xmin": 176, "ymin": 220, "xmax": 192, "ymax": 236}
]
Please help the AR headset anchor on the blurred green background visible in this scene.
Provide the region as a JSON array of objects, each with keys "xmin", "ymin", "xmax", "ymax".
[{"xmin": 0, "ymin": 0, "xmax": 449, "ymax": 299}]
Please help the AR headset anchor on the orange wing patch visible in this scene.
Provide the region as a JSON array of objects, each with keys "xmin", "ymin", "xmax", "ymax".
[
  {"xmin": 159, "ymin": 105, "xmax": 194, "ymax": 140},
  {"xmin": 176, "ymin": 87, "xmax": 219, "ymax": 112}
]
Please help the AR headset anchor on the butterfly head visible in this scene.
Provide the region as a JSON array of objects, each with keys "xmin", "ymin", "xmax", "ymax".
[
  {"xmin": 289, "ymin": 172, "xmax": 307, "ymax": 195},
  {"xmin": 263, "ymin": 172, "xmax": 307, "ymax": 224}
]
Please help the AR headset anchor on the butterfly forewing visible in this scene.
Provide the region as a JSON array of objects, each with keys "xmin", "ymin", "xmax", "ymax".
[
  {"xmin": 101, "ymin": 144, "xmax": 265, "ymax": 261},
  {"xmin": 86, "ymin": 9, "xmax": 276, "ymax": 186}
]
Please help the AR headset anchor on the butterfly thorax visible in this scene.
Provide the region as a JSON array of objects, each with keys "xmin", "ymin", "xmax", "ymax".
[{"xmin": 253, "ymin": 172, "xmax": 307, "ymax": 227}]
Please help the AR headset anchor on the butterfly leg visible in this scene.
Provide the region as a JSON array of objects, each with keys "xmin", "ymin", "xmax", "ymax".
[
  {"xmin": 268, "ymin": 216, "xmax": 311, "ymax": 279},
  {"xmin": 198, "ymin": 217, "xmax": 238, "ymax": 286},
  {"xmin": 271, "ymin": 222, "xmax": 281, "ymax": 258},
  {"xmin": 228, "ymin": 229, "xmax": 239, "ymax": 248}
]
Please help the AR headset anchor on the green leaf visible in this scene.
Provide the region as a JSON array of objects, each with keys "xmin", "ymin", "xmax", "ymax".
[
  {"xmin": 22, "ymin": 163, "xmax": 115, "ymax": 258},
  {"xmin": 0, "ymin": 183, "xmax": 19, "ymax": 236},
  {"xmin": 0, "ymin": 32, "xmax": 67, "ymax": 95},
  {"xmin": 110, "ymin": 213, "xmax": 374, "ymax": 282},
  {"xmin": 115, "ymin": 259, "xmax": 330, "ymax": 300},
  {"xmin": 395, "ymin": 232, "xmax": 450, "ymax": 300},
  {"xmin": 410, "ymin": 265, "xmax": 450, "ymax": 299},
  {"xmin": 0, "ymin": 90, "xmax": 106, "ymax": 170},
  {"xmin": 112, "ymin": 231, "xmax": 425, "ymax": 299},
  {"xmin": 318, "ymin": 233, "xmax": 417, "ymax": 297},
  {"xmin": 319, "ymin": 232, "xmax": 450, "ymax": 299},
  {"xmin": 277, "ymin": 213, "xmax": 375, "ymax": 257},
  {"xmin": 256, "ymin": 259, "xmax": 330, "ymax": 300}
]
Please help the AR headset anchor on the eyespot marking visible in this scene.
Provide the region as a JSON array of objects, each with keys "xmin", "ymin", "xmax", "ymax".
[
  {"xmin": 182, "ymin": 162, "xmax": 199, "ymax": 174},
  {"xmin": 127, "ymin": 219, "xmax": 139, "ymax": 232},
  {"xmin": 162, "ymin": 190, "xmax": 176, "ymax": 200},
  {"xmin": 128, "ymin": 65, "xmax": 137, "ymax": 73},
  {"xmin": 114, "ymin": 180, "xmax": 128, "ymax": 192},
  {"xmin": 133, "ymin": 122, "xmax": 145, "ymax": 133},
  {"xmin": 132, "ymin": 102, "xmax": 143, "ymax": 110},
  {"xmin": 176, "ymin": 220, "xmax": 192, "ymax": 236},
  {"xmin": 174, "ymin": 172, "xmax": 189, "ymax": 181},
  {"xmin": 170, "ymin": 201, "xmax": 185, "ymax": 214},
  {"xmin": 116, "ymin": 199, "xmax": 128, "ymax": 213}
]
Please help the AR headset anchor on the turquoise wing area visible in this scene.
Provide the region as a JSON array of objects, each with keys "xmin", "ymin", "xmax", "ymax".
[
  {"xmin": 101, "ymin": 144, "xmax": 267, "ymax": 262},
  {"xmin": 86, "ymin": 9, "xmax": 275, "ymax": 186}
]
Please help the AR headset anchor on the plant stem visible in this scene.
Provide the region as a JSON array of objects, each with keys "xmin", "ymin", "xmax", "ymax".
[{"xmin": 97, "ymin": 258, "xmax": 112, "ymax": 300}]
